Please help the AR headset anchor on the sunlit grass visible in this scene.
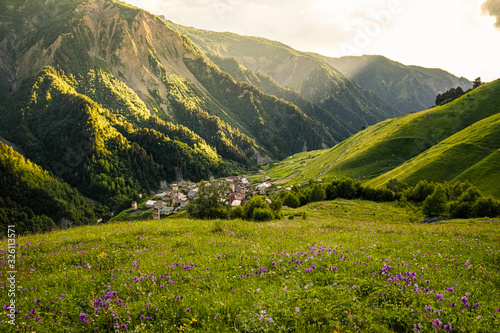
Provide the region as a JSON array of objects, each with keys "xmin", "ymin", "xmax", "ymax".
[{"xmin": 2, "ymin": 200, "xmax": 499, "ymax": 332}]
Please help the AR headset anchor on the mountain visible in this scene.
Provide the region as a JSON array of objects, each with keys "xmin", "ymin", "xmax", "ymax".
[
  {"xmin": 315, "ymin": 55, "xmax": 472, "ymax": 113},
  {"xmin": 167, "ymin": 22, "xmax": 402, "ymax": 133},
  {"xmin": 0, "ymin": 0, "xmax": 350, "ymax": 209},
  {"xmin": 260, "ymin": 80, "xmax": 500, "ymax": 198}
]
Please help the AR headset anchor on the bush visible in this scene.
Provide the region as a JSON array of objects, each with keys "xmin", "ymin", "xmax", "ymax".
[
  {"xmin": 309, "ymin": 184, "xmax": 326, "ymax": 202},
  {"xmin": 361, "ymin": 187, "xmax": 395, "ymax": 202},
  {"xmin": 325, "ymin": 183, "xmax": 338, "ymax": 200},
  {"xmin": 407, "ymin": 180, "xmax": 435, "ymax": 203},
  {"xmin": 252, "ymin": 207, "xmax": 274, "ymax": 222},
  {"xmin": 244, "ymin": 196, "xmax": 268, "ymax": 220},
  {"xmin": 229, "ymin": 205, "xmax": 245, "ymax": 220},
  {"xmin": 449, "ymin": 201, "xmax": 472, "ymax": 219},
  {"xmin": 422, "ymin": 185, "xmax": 448, "ymax": 217},
  {"xmin": 336, "ymin": 178, "xmax": 359, "ymax": 199},
  {"xmin": 283, "ymin": 193, "xmax": 300, "ymax": 208},
  {"xmin": 472, "ymin": 197, "xmax": 500, "ymax": 218}
]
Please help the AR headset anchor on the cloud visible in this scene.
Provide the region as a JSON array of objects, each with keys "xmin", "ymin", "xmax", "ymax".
[{"xmin": 482, "ymin": 0, "xmax": 500, "ymax": 29}]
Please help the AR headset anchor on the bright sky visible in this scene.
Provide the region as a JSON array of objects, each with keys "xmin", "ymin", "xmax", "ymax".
[{"xmin": 125, "ymin": 0, "xmax": 500, "ymax": 81}]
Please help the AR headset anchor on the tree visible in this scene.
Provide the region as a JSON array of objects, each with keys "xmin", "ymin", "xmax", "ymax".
[
  {"xmin": 309, "ymin": 184, "xmax": 326, "ymax": 202},
  {"xmin": 472, "ymin": 77, "xmax": 483, "ymax": 89},
  {"xmin": 422, "ymin": 185, "xmax": 448, "ymax": 217},
  {"xmin": 187, "ymin": 181, "xmax": 230, "ymax": 219},
  {"xmin": 283, "ymin": 192, "xmax": 300, "ymax": 208},
  {"xmin": 244, "ymin": 196, "xmax": 269, "ymax": 220}
]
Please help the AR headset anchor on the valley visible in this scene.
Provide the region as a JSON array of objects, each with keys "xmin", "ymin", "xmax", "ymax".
[{"xmin": 0, "ymin": 0, "xmax": 499, "ymax": 331}]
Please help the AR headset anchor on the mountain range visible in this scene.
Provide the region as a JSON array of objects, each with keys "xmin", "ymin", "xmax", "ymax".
[{"xmin": 0, "ymin": 0, "xmax": 489, "ymax": 230}]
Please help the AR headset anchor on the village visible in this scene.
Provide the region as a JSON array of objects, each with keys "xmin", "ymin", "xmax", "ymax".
[{"xmin": 130, "ymin": 175, "xmax": 293, "ymax": 220}]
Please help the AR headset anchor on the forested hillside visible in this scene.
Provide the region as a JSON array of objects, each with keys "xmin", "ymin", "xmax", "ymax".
[
  {"xmin": 168, "ymin": 22, "xmax": 401, "ymax": 133},
  {"xmin": 0, "ymin": 142, "xmax": 101, "ymax": 234}
]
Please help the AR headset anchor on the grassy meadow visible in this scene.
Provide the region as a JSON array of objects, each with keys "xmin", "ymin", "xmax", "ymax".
[{"xmin": 2, "ymin": 200, "xmax": 500, "ymax": 332}]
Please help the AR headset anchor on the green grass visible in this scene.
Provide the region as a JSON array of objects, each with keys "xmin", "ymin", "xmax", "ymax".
[
  {"xmin": 2, "ymin": 199, "xmax": 500, "ymax": 332},
  {"xmin": 367, "ymin": 111, "xmax": 500, "ymax": 197}
]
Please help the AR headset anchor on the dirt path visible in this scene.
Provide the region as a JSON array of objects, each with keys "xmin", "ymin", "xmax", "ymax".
[
  {"xmin": 271, "ymin": 171, "xmax": 300, "ymax": 185},
  {"xmin": 316, "ymin": 136, "xmax": 357, "ymax": 179}
]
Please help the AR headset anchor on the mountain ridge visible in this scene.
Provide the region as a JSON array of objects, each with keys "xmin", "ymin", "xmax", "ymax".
[{"xmin": 318, "ymin": 54, "xmax": 472, "ymax": 113}]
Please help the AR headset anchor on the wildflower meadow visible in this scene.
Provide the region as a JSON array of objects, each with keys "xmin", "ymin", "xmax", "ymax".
[{"xmin": 1, "ymin": 200, "xmax": 499, "ymax": 332}]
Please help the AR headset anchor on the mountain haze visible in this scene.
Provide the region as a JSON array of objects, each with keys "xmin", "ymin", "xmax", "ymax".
[
  {"xmin": 320, "ymin": 55, "xmax": 472, "ymax": 113},
  {"xmin": 167, "ymin": 22, "xmax": 402, "ymax": 132}
]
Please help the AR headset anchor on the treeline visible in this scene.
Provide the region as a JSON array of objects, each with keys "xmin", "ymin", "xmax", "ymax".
[
  {"xmin": 277, "ymin": 178, "xmax": 499, "ymax": 219},
  {"xmin": 187, "ymin": 177, "xmax": 500, "ymax": 222},
  {"xmin": 0, "ymin": 143, "xmax": 105, "ymax": 235},
  {"xmin": 435, "ymin": 77, "xmax": 483, "ymax": 106}
]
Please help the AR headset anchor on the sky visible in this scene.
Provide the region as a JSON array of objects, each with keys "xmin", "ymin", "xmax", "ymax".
[{"xmin": 124, "ymin": 0, "xmax": 500, "ymax": 82}]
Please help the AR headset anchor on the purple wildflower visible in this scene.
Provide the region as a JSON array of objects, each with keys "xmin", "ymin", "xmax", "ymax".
[
  {"xmin": 79, "ymin": 313, "xmax": 89, "ymax": 323},
  {"xmin": 432, "ymin": 318, "xmax": 442, "ymax": 330}
]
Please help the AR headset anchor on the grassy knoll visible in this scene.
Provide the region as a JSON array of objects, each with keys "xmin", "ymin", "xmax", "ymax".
[
  {"xmin": 367, "ymin": 112, "xmax": 500, "ymax": 197},
  {"xmin": 1, "ymin": 200, "xmax": 500, "ymax": 332}
]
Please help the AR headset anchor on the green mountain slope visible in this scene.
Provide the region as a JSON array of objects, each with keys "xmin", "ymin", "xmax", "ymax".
[
  {"xmin": 168, "ymin": 22, "xmax": 401, "ymax": 132},
  {"xmin": 0, "ymin": 0, "xmax": 336, "ymax": 164},
  {"xmin": 0, "ymin": 66, "xmax": 226, "ymax": 204},
  {"xmin": 260, "ymin": 80, "xmax": 500, "ymax": 197},
  {"xmin": 366, "ymin": 91, "xmax": 500, "ymax": 197},
  {"xmin": 318, "ymin": 55, "xmax": 472, "ymax": 113},
  {"xmin": 0, "ymin": 141, "xmax": 100, "ymax": 234}
]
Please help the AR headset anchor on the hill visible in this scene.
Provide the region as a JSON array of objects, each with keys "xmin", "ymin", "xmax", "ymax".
[
  {"xmin": 259, "ymin": 79, "xmax": 500, "ymax": 198},
  {"xmin": 317, "ymin": 55, "xmax": 472, "ymax": 113}
]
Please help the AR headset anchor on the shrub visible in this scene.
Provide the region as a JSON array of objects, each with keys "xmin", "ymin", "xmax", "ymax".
[
  {"xmin": 472, "ymin": 197, "xmax": 500, "ymax": 218},
  {"xmin": 283, "ymin": 193, "xmax": 300, "ymax": 208},
  {"xmin": 407, "ymin": 180, "xmax": 435, "ymax": 203},
  {"xmin": 336, "ymin": 178, "xmax": 359, "ymax": 199},
  {"xmin": 244, "ymin": 196, "xmax": 268, "ymax": 220},
  {"xmin": 422, "ymin": 185, "xmax": 448, "ymax": 217},
  {"xmin": 229, "ymin": 205, "xmax": 245, "ymax": 220},
  {"xmin": 309, "ymin": 184, "xmax": 326, "ymax": 202},
  {"xmin": 252, "ymin": 207, "xmax": 274, "ymax": 222}
]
